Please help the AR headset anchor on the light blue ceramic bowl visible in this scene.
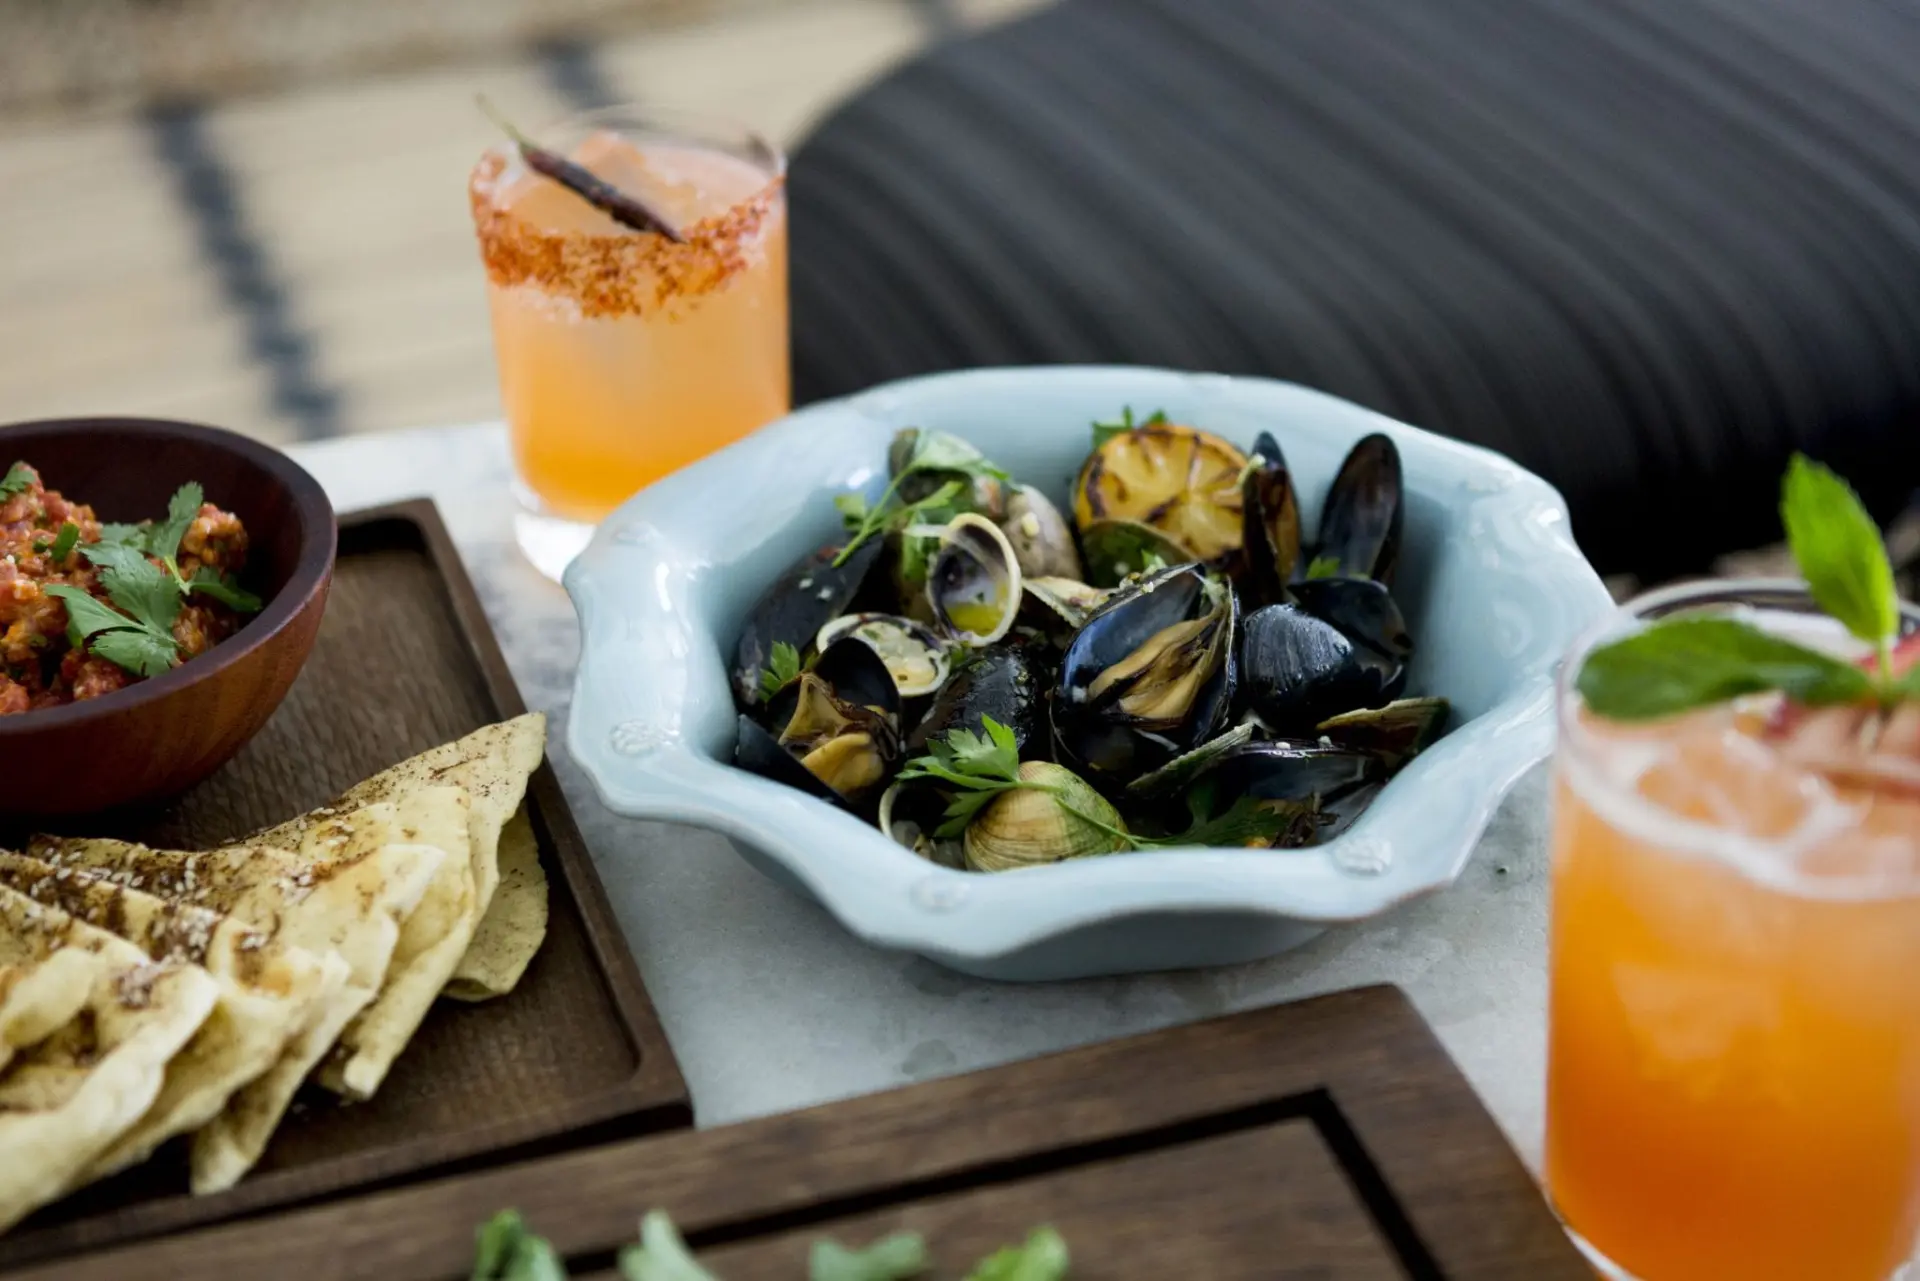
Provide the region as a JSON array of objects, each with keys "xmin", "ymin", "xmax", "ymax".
[{"xmin": 565, "ymin": 367, "xmax": 1610, "ymax": 981}]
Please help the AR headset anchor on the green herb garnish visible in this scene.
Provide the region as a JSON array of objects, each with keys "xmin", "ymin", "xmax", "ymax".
[
  {"xmin": 0, "ymin": 462, "xmax": 32, "ymax": 498},
  {"xmin": 757, "ymin": 641, "xmax": 803, "ymax": 700},
  {"xmin": 963, "ymin": 1228, "xmax": 1069, "ymax": 1281},
  {"xmin": 45, "ymin": 522, "xmax": 79, "ymax": 562},
  {"xmin": 899, "ymin": 719, "xmax": 1305, "ymax": 850},
  {"xmin": 472, "ymin": 1210, "xmax": 568, "ymax": 1281},
  {"xmin": 97, "ymin": 521, "xmax": 145, "ymax": 545},
  {"xmin": 833, "ymin": 431, "xmax": 1006, "ymax": 568},
  {"xmin": 1089, "ymin": 407, "xmax": 1168, "ymax": 450},
  {"xmin": 1304, "ymin": 555, "xmax": 1341, "ymax": 580},
  {"xmin": 1579, "ymin": 455, "xmax": 1911, "ymax": 720},
  {"xmin": 619, "ymin": 1211, "xmax": 721, "ymax": 1281},
  {"xmin": 809, "ymin": 1232, "xmax": 930, "ymax": 1281}
]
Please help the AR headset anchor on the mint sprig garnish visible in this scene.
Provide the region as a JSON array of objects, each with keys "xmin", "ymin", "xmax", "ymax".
[{"xmin": 1579, "ymin": 455, "xmax": 1911, "ymax": 721}]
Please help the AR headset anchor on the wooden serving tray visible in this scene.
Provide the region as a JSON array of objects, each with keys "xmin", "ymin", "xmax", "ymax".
[
  {"xmin": 0, "ymin": 500, "xmax": 691, "ymax": 1270},
  {"xmin": 28, "ymin": 986, "xmax": 1589, "ymax": 1280}
]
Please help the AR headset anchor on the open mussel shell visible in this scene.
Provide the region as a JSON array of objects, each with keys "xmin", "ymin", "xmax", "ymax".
[
  {"xmin": 1001, "ymin": 485, "xmax": 1084, "ymax": 581},
  {"xmin": 1126, "ymin": 722, "xmax": 1256, "ymax": 798},
  {"xmin": 1190, "ymin": 739, "xmax": 1385, "ymax": 847},
  {"xmin": 1016, "ymin": 576, "xmax": 1112, "ymax": 648},
  {"xmin": 1317, "ymin": 697, "xmax": 1449, "ymax": 769},
  {"xmin": 963, "ymin": 761, "xmax": 1130, "ymax": 873},
  {"xmin": 734, "ymin": 716, "xmax": 843, "ymax": 804},
  {"xmin": 928, "ymin": 513, "xmax": 1024, "ymax": 646},
  {"xmin": 739, "ymin": 637, "xmax": 902, "ymax": 805},
  {"xmin": 1313, "ymin": 433, "xmax": 1403, "ymax": 585},
  {"xmin": 1239, "ymin": 431, "xmax": 1302, "ymax": 610},
  {"xmin": 1237, "ymin": 603, "xmax": 1401, "ymax": 734},
  {"xmin": 906, "ymin": 645, "xmax": 1044, "ymax": 757},
  {"xmin": 1289, "ymin": 577, "xmax": 1414, "ymax": 662},
  {"xmin": 731, "ymin": 539, "xmax": 882, "ymax": 708},
  {"xmin": 1053, "ymin": 564, "xmax": 1237, "ymax": 784},
  {"xmin": 816, "ymin": 613, "xmax": 954, "ymax": 699},
  {"xmin": 1077, "ymin": 519, "xmax": 1195, "ymax": 589}
]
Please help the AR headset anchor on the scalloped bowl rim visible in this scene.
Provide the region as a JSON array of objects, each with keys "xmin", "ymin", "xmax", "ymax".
[{"xmin": 564, "ymin": 367, "xmax": 1611, "ymax": 964}]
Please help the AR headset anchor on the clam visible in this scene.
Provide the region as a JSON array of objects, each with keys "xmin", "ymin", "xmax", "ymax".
[
  {"xmin": 816, "ymin": 613, "xmax": 954, "ymax": 699},
  {"xmin": 906, "ymin": 646, "xmax": 1044, "ymax": 758},
  {"xmin": 927, "ymin": 513, "xmax": 1024, "ymax": 646},
  {"xmin": 1236, "ymin": 603, "xmax": 1398, "ymax": 733},
  {"xmin": 730, "ymin": 540, "xmax": 882, "ymax": 708},
  {"xmin": 1000, "ymin": 485, "xmax": 1083, "ymax": 581},
  {"xmin": 1052, "ymin": 564, "xmax": 1237, "ymax": 784},
  {"xmin": 963, "ymin": 762, "xmax": 1130, "ymax": 872},
  {"xmin": 1077, "ymin": 519, "xmax": 1194, "ymax": 589},
  {"xmin": 878, "ymin": 780, "xmax": 966, "ymax": 868},
  {"xmin": 735, "ymin": 637, "xmax": 901, "ymax": 805},
  {"xmin": 1313, "ymin": 433, "xmax": 1403, "ymax": 584},
  {"xmin": 1240, "ymin": 431, "xmax": 1302, "ymax": 609}
]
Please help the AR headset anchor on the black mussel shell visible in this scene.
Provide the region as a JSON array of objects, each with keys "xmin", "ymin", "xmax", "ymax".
[
  {"xmin": 734, "ymin": 715, "xmax": 842, "ymax": 804},
  {"xmin": 732, "ymin": 539, "xmax": 882, "ymax": 709},
  {"xmin": 1314, "ymin": 434, "xmax": 1403, "ymax": 585},
  {"xmin": 906, "ymin": 646, "xmax": 1043, "ymax": 757},
  {"xmin": 810, "ymin": 635, "xmax": 902, "ymax": 721},
  {"xmin": 1240, "ymin": 431, "xmax": 1302, "ymax": 610},
  {"xmin": 1289, "ymin": 577, "xmax": 1413, "ymax": 672},
  {"xmin": 1237, "ymin": 603, "xmax": 1400, "ymax": 733},
  {"xmin": 1189, "ymin": 739, "xmax": 1385, "ymax": 846},
  {"xmin": 1317, "ymin": 697, "xmax": 1449, "ymax": 770},
  {"xmin": 1053, "ymin": 564, "xmax": 1237, "ymax": 784}
]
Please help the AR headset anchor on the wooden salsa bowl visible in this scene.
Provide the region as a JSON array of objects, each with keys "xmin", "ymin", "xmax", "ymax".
[{"xmin": 0, "ymin": 418, "xmax": 335, "ymax": 818}]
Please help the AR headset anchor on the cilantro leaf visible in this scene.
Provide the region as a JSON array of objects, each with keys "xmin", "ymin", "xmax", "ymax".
[
  {"xmin": 44, "ymin": 585, "xmax": 136, "ymax": 643},
  {"xmin": 84, "ymin": 543, "xmax": 183, "ymax": 636},
  {"xmin": 757, "ymin": 641, "xmax": 803, "ymax": 699},
  {"xmin": 809, "ymin": 1232, "xmax": 929, "ymax": 1281},
  {"xmin": 148, "ymin": 481, "xmax": 204, "ymax": 564},
  {"xmin": 618, "ymin": 1210, "xmax": 720, "ymax": 1281},
  {"xmin": 187, "ymin": 566, "xmax": 263, "ymax": 613},
  {"xmin": 46, "ymin": 522, "xmax": 78, "ymax": 562},
  {"xmin": 1577, "ymin": 617, "xmax": 1873, "ymax": 721},
  {"xmin": 471, "ymin": 1209, "xmax": 568, "ymax": 1281},
  {"xmin": 0, "ymin": 462, "xmax": 32, "ymax": 497},
  {"xmin": 96, "ymin": 521, "xmax": 146, "ymax": 546},
  {"xmin": 84, "ymin": 623, "xmax": 179, "ymax": 678},
  {"xmin": 1782, "ymin": 455, "xmax": 1899, "ymax": 651},
  {"xmin": 963, "ymin": 1227, "xmax": 1069, "ymax": 1281},
  {"xmin": 1305, "ymin": 555, "xmax": 1342, "ymax": 580}
]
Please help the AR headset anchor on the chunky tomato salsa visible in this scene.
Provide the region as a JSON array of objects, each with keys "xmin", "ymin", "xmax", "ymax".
[{"xmin": 0, "ymin": 462, "xmax": 258, "ymax": 715}]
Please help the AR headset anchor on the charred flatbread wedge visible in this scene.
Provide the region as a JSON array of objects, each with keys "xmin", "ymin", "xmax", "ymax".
[
  {"xmin": 255, "ymin": 715, "xmax": 548, "ymax": 996},
  {"xmin": 279, "ymin": 787, "xmax": 476, "ymax": 1099},
  {"xmin": 443, "ymin": 807, "xmax": 547, "ymax": 1002},
  {"xmin": 0, "ymin": 887, "xmax": 218, "ymax": 1232},
  {"xmin": 0, "ymin": 850, "xmax": 344, "ymax": 1190},
  {"xmin": 0, "ymin": 948, "xmax": 100, "ymax": 1072}
]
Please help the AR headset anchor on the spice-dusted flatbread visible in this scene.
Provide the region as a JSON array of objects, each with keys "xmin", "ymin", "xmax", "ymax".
[
  {"xmin": 0, "ymin": 887, "xmax": 219, "ymax": 1233},
  {"xmin": 444, "ymin": 807, "xmax": 548, "ymax": 1003},
  {"xmin": 0, "ymin": 949, "xmax": 100, "ymax": 1073},
  {"xmin": 293, "ymin": 787, "xmax": 477, "ymax": 1100},
  {"xmin": 0, "ymin": 851, "xmax": 338, "ymax": 1186}
]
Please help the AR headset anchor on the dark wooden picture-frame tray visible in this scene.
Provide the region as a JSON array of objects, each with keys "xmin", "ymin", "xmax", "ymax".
[
  {"xmin": 0, "ymin": 499, "xmax": 691, "ymax": 1271},
  {"xmin": 30, "ymin": 987, "xmax": 1593, "ymax": 1280}
]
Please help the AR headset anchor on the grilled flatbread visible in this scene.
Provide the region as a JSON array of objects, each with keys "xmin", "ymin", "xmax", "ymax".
[
  {"xmin": 255, "ymin": 716, "xmax": 547, "ymax": 992},
  {"xmin": 0, "ymin": 887, "xmax": 218, "ymax": 1232},
  {"xmin": 0, "ymin": 948, "xmax": 100, "ymax": 1072},
  {"xmin": 0, "ymin": 851, "xmax": 338, "ymax": 1186},
  {"xmin": 444, "ymin": 807, "xmax": 548, "ymax": 1002}
]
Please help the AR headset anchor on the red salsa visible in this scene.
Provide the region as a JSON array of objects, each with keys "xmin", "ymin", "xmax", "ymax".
[{"xmin": 0, "ymin": 463, "xmax": 253, "ymax": 715}]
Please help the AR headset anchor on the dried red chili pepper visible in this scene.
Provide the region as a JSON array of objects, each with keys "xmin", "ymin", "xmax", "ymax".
[{"xmin": 477, "ymin": 97, "xmax": 684, "ymax": 243}]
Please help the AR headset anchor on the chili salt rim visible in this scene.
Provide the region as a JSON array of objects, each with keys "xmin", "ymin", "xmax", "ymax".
[{"xmin": 469, "ymin": 147, "xmax": 785, "ymax": 320}]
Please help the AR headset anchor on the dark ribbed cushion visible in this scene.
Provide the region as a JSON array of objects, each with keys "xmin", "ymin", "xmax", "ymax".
[{"xmin": 789, "ymin": 0, "xmax": 1920, "ymax": 577}]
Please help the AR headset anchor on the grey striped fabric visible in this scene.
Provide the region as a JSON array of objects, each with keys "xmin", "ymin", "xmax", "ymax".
[{"xmin": 789, "ymin": 0, "xmax": 1920, "ymax": 577}]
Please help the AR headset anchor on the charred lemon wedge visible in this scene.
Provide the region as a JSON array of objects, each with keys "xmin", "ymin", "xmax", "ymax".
[{"xmin": 1073, "ymin": 423, "xmax": 1249, "ymax": 562}]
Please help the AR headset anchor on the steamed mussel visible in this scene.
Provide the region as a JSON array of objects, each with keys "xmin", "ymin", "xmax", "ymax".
[{"xmin": 728, "ymin": 411, "xmax": 1451, "ymax": 874}]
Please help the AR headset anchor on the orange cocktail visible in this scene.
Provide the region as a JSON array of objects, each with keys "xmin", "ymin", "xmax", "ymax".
[
  {"xmin": 470, "ymin": 108, "xmax": 788, "ymax": 578},
  {"xmin": 1548, "ymin": 584, "xmax": 1920, "ymax": 1281}
]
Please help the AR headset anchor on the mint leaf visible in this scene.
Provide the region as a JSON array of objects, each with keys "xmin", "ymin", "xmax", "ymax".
[
  {"xmin": 85, "ymin": 628, "xmax": 178, "ymax": 678},
  {"xmin": 1577, "ymin": 617, "xmax": 1872, "ymax": 721},
  {"xmin": 757, "ymin": 641, "xmax": 802, "ymax": 699},
  {"xmin": 0, "ymin": 462, "xmax": 32, "ymax": 497},
  {"xmin": 470, "ymin": 1209, "xmax": 566, "ymax": 1281},
  {"xmin": 810, "ymin": 1232, "xmax": 929, "ymax": 1281},
  {"xmin": 618, "ymin": 1210, "xmax": 719, "ymax": 1281},
  {"xmin": 47, "ymin": 522, "xmax": 78, "ymax": 562},
  {"xmin": 44, "ymin": 584, "xmax": 135, "ymax": 642},
  {"xmin": 187, "ymin": 566, "xmax": 262, "ymax": 613},
  {"xmin": 148, "ymin": 481, "xmax": 204, "ymax": 564},
  {"xmin": 1781, "ymin": 455, "xmax": 1898, "ymax": 649},
  {"xmin": 97, "ymin": 521, "xmax": 146, "ymax": 546},
  {"xmin": 963, "ymin": 1227, "xmax": 1069, "ymax": 1281}
]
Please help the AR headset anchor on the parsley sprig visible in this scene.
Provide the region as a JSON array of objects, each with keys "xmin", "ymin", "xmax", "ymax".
[
  {"xmin": 42, "ymin": 482, "xmax": 262, "ymax": 680},
  {"xmin": 1089, "ymin": 406, "xmax": 1168, "ymax": 450},
  {"xmin": 756, "ymin": 640, "xmax": 804, "ymax": 700},
  {"xmin": 833, "ymin": 432, "xmax": 1010, "ymax": 568},
  {"xmin": 1579, "ymin": 455, "xmax": 1915, "ymax": 720},
  {"xmin": 898, "ymin": 718, "xmax": 1310, "ymax": 850}
]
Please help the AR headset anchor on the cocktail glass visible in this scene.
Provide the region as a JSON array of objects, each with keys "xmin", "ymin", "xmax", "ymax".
[
  {"xmin": 1547, "ymin": 580, "xmax": 1920, "ymax": 1280},
  {"xmin": 469, "ymin": 106, "xmax": 788, "ymax": 580}
]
